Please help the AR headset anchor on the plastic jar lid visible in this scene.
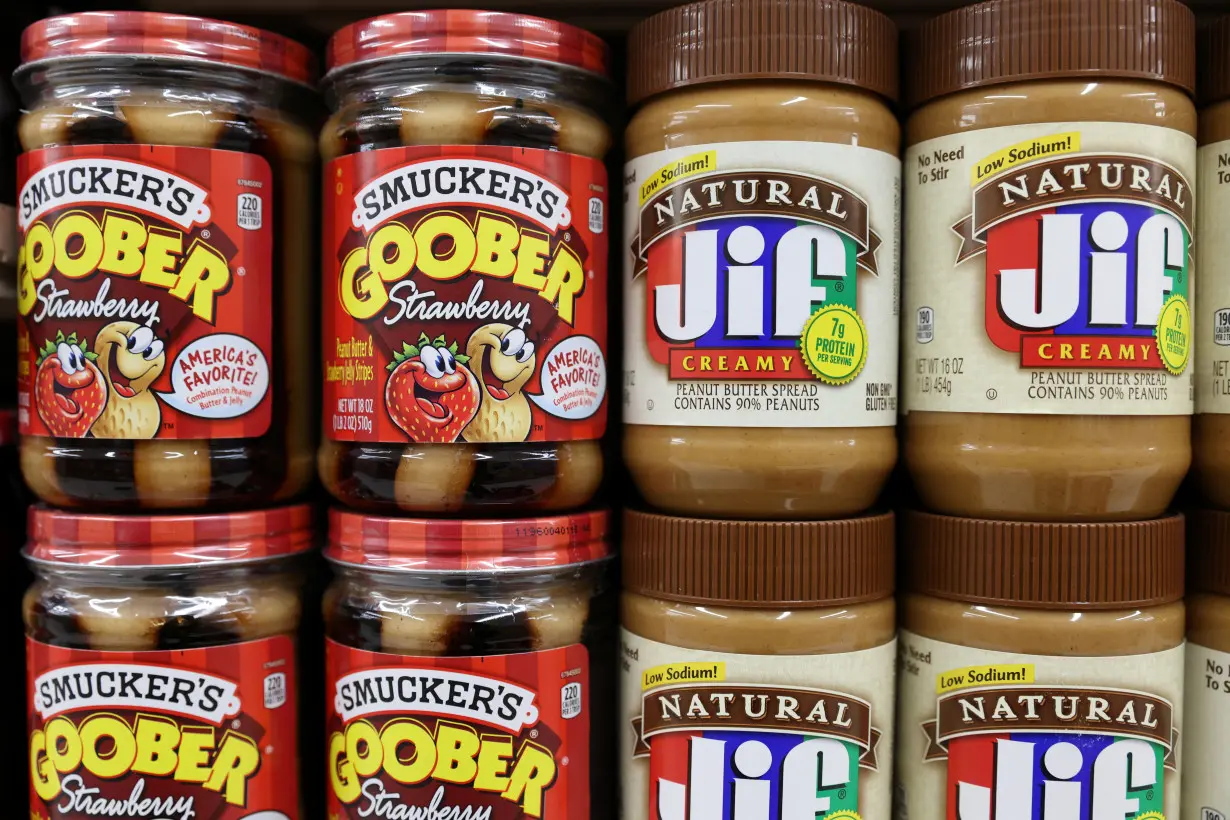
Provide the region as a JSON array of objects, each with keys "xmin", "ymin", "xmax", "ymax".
[
  {"xmin": 326, "ymin": 509, "xmax": 610, "ymax": 572},
  {"xmin": 905, "ymin": 511, "xmax": 1185, "ymax": 609},
  {"xmin": 1200, "ymin": 15, "xmax": 1230, "ymax": 106},
  {"xmin": 325, "ymin": 10, "xmax": 610, "ymax": 79},
  {"xmin": 19, "ymin": 11, "xmax": 316, "ymax": 86},
  {"xmin": 1189, "ymin": 509, "xmax": 1230, "ymax": 597},
  {"xmin": 623, "ymin": 510, "xmax": 894, "ymax": 607},
  {"xmin": 908, "ymin": 0, "xmax": 1196, "ymax": 108},
  {"xmin": 26, "ymin": 504, "xmax": 315, "ymax": 568},
  {"xmin": 627, "ymin": 0, "xmax": 898, "ymax": 107}
]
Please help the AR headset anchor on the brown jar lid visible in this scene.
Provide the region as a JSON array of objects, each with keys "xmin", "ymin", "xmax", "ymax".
[
  {"xmin": 909, "ymin": 0, "xmax": 1196, "ymax": 109},
  {"xmin": 1189, "ymin": 509, "xmax": 1230, "ymax": 597},
  {"xmin": 905, "ymin": 511, "xmax": 1185, "ymax": 609},
  {"xmin": 1201, "ymin": 15, "xmax": 1230, "ymax": 106},
  {"xmin": 623, "ymin": 510, "xmax": 894, "ymax": 608},
  {"xmin": 627, "ymin": 0, "xmax": 898, "ymax": 108}
]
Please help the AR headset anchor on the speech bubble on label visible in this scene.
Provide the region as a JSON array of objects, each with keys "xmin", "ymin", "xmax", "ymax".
[
  {"xmin": 528, "ymin": 335, "xmax": 606, "ymax": 420},
  {"xmin": 158, "ymin": 333, "xmax": 270, "ymax": 419}
]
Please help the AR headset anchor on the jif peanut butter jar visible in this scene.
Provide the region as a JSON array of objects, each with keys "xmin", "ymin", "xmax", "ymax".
[
  {"xmin": 1184, "ymin": 510, "xmax": 1230, "ymax": 818},
  {"xmin": 623, "ymin": 0, "xmax": 901, "ymax": 519},
  {"xmin": 1195, "ymin": 17, "xmax": 1230, "ymax": 509},
  {"xmin": 902, "ymin": 0, "xmax": 1197, "ymax": 521},
  {"xmin": 896, "ymin": 511, "xmax": 1186, "ymax": 820},
  {"xmin": 621, "ymin": 510, "xmax": 896, "ymax": 818}
]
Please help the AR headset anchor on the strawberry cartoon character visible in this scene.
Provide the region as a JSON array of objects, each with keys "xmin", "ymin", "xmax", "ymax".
[
  {"xmin": 34, "ymin": 331, "xmax": 107, "ymax": 437},
  {"xmin": 386, "ymin": 333, "xmax": 480, "ymax": 442}
]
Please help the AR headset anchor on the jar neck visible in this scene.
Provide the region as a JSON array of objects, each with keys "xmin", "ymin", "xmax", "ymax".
[
  {"xmin": 330, "ymin": 560, "xmax": 608, "ymax": 592},
  {"xmin": 324, "ymin": 56, "xmax": 610, "ymax": 118},
  {"xmin": 29, "ymin": 556, "xmax": 302, "ymax": 588}
]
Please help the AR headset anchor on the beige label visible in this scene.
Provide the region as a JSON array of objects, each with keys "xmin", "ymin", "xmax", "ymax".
[
  {"xmin": 903, "ymin": 122, "xmax": 1196, "ymax": 416},
  {"xmin": 623, "ymin": 140, "xmax": 900, "ymax": 429},
  {"xmin": 1183, "ymin": 642, "xmax": 1230, "ymax": 819},
  {"xmin": 620, "ymin": 629, "xmax": 895, "ymax": 820},
  {"xmin": 1198, "ymin": 139, "xmax": 1230, "ymax": 415},
  {"xmin": 896, "ymin": 630, "xmax": 1184, "ymax": 820}
]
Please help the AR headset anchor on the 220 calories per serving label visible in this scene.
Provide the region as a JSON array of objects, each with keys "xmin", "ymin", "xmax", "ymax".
[
  {"xmin": 28, "ymin": 636, "xmax": 299, "ymax": 819},
  {"xmin": 903, "ymin": 122, "xmax": 1196, "ymax": 416},
  {"xmin": 326, "ymin": 641, "xmax": 590, "ymax": 819},
  {"xmin": 16, "ymin": 146, "xmax": 273, "ymax": 440},
  {"xmin": 323, "ymin": 147, "xmax": 608, "ymax": 444},
  {"xmin": 623, "ymin": 141, "xmax": 900, "ymax": 428}
]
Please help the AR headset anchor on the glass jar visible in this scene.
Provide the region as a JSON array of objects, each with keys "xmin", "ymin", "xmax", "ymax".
[
  {"xmin": 901, "ymin": 0, "xmax": 1196, "ymax": 521},
  {"xmin": 15, "ymin": 12, "xmax": 318, "ymax": 510},
  {"xmin": 23, "ymin": 504, "xmax": 313, "ymax": 817},
  {"xmin": 896, "ymin": 512, "xmax": 1186, "ymax": 820},
  {"xmin": 622, "ymin": 0, "xmax": 900, "ymax": 519},
  {"xmin": 318, "ymin": 11, "xmax": 612, "ymax": 514},
  {"xmin": 324, "ymin": 509, "xmax": 615, "ymax": 820},
  {"xmin": 620, "ymin": 510, "xmax": 896, "ymax": 816}
]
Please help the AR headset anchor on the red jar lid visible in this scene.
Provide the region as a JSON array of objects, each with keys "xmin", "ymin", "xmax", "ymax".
[
  {"xmin": 20, "ymin": 11, "xmax": 317, "ymax": 86},
  {"xmin": 326, "ymin": 10, "xmax": 609, "ymax": 79},
  {"xmin": 27, "ymin": 504, "xmax": 315, "ymax": 568},
  {"xmin": 327, "ymin": 509, "xmax": 610, "ymax": 572}
]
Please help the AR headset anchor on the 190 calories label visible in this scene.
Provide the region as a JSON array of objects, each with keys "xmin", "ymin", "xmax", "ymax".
[
  {"xmin": 323, "ymin": 147, "xmax": 608, "ymax": 444},
  {"xmin": 622, "ymin": 141, "xmax": 900, "ymax": 429},
  {"xmin": 16, "ymin": 146, "xmax": 274, "ymax": 440},
  {"xmin": 903, "ymin": 122, "xmax": 1196, "ymax": 416}
]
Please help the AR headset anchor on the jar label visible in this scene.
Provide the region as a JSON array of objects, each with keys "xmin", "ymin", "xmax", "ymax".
[
  {"xmin": 896, "ymin": 630, "xmax": 1185, "ymax": 820},
  {"xmin": 1183, "ymin": 642, "xmax": 1230, "ymax": 818},
  {"xmin": 622, "ymin": 141, "xmax": 900, "ymax": 428},
  {"xmin": 903, "ymin": 122, "xmax": 1196, "ymax": 415},
  {"xmin": 16, "ymin": 146, "xmax": 274, "ymax": 439},
  {"xmin": 325, "ymin": 639, "xmax": 590, "ymax": 818},
  {"xmin": 1198, "ymin": 139, "xmax": 1230, "ymax": 415},
  {"xmin": 322, "ymin": 147, "xmax": 608, "ymax": 444},
  {"xmin": 27, "ymin": 635, "xmax": 299, "ymax": 818},
  {"xmin": 619, "ymin": 629, "xmax": 896, "ymax": 820}
]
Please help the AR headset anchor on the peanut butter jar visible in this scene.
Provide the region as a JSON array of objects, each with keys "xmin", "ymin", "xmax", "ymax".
[
  {"xmin": 1184, "ymin": 510, "xmax": 1230, "ymax": 816},
  {"xmin": 621, "ymin": 510, "xmax": 896, "ymax": 817},
  {"xmin": 1195, "ymin": 17, "xmax": 1230, "ymax": 508},
  {"xmin": 622, "ymin": 0, "xmax": 900, "ymax": 519},
  {"xmin": 896, "ymin": 512, "xmax": 1186, "ymax": 820},
  {"xmin": 902, "ymin": 0, "xmax": 1197, "ymax": 521}
]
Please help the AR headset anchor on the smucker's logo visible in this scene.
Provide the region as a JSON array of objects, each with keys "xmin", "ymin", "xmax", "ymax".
[
  {"xmin": 630, "ymin": 168, "xmax": 881, "ymax": 382},
  {"xmin": 328, "ymin": 668, "xmax": 558, "ymax": 818},
  {"xmin": 633, "ymin": 682, "xmax": 882, "ymax": 820},
  {"xmin": 29, "ymin": 663, "xmax": 262, "ymax": 815},
  {"xmin": 924, "ymin": 684, "xmax": 1178, "ymax": 820},
  {"xmin": 955, "ymin": 151, "xmax": 1193, "ymax": 374}
]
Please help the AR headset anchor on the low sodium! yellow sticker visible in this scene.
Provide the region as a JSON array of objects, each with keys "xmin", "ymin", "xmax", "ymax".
[
  {"xmin": 801, "ymin": 304, "xmax": 868, "ymax": 384},
  {"xmin": 1156, "ymin": 294, "xmax": 1191, "ymax": 375}
]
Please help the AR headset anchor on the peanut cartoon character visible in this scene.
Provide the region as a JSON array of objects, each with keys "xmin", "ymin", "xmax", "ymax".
[
  {"xmin": 90, "ymin": 321, "xmax": 167, "ymax": 439},
  {"xmin": 461, "ymin": 324, "xmax": 537, "ymax": 443}
]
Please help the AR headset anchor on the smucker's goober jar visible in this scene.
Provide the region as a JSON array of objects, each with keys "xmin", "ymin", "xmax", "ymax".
[
  {"xmin": 896, "ymin": 512, "xmax": 1187, "ymax": 820},
  {"xmin": 1194, "ymin": 17, "xmax": 1230, "ymax": 508},
  {"xmin": 902, "ymin": 0, "xmax": 1198, "ymax": 521},
  {"xmin": 319, "ymin": 12, "xmax": 611, "ymax": 514},
  {"xmin": 623, "ymin": 0, "xmax": 901, "ymax": 519},
  {"xmin": 324, "ymin": 510, "xmax": 616, "ymax": 819},
  {"xmin": 621, "ymin": 511, "xmax": 897, "ymax": 819},
  {"xmin": 23, "ymin": 504, "xmax": 312, "ymax": 819},
  {"xmin": 15, "ymin": 14, "xmax": 318, "ymax": 510}
]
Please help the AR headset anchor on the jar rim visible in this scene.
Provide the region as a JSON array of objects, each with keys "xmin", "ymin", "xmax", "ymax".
[
  {"xmin": 18, "ymin": 11, "xmax": 317, "ymax": 88},
  {"xmin": 26, "ymin": 504, "xmax": 315, "ymax": 569},
  {"xmin": 327, "ymin": 508, "xmax": 610, "ymax": 573}
]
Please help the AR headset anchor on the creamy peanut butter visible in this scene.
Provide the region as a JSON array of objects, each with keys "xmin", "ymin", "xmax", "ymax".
[
  {"xmin": 902, "ymin": 0, "xmax": 1197, "ymax": 521},
  {"xmin": 622, "ymin": 0, "xmax": 899, "ymax": 519},
  {"xmin": 1194, "ymin": 19, "xmax": 1230, "ymax": 509},
  {"xmin": 621, "ymin": 510, "xmax": 895, "ymax": 818},
  {"xmin": 897, "ymin": 512, "xmax": 1186, "ymax": 820}
]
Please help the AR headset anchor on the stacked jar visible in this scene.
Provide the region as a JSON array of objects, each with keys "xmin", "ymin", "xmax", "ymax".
[
  {"xmin": 896, "ymin": 0, "xmax": 1196, "ymax": 812},
  {"xmin": 618, "ymin": 0, "xmax": 903, "ymax": 814},
  {"xmin": 314, "ymin": 11, "xmax": 618, "ymax": 819},
  {"xmin": 13, "ymin": 12, "xmax": 319, "ymax": 817}
]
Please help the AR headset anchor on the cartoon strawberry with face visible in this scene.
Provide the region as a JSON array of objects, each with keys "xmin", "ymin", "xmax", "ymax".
[
  {"xmin": 386, "ymin": 333, "xmax": 480, "ymax": 442},
  {"xmin": 34, "ymin": 331, "xmax": 107, "ymax": 437}
]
